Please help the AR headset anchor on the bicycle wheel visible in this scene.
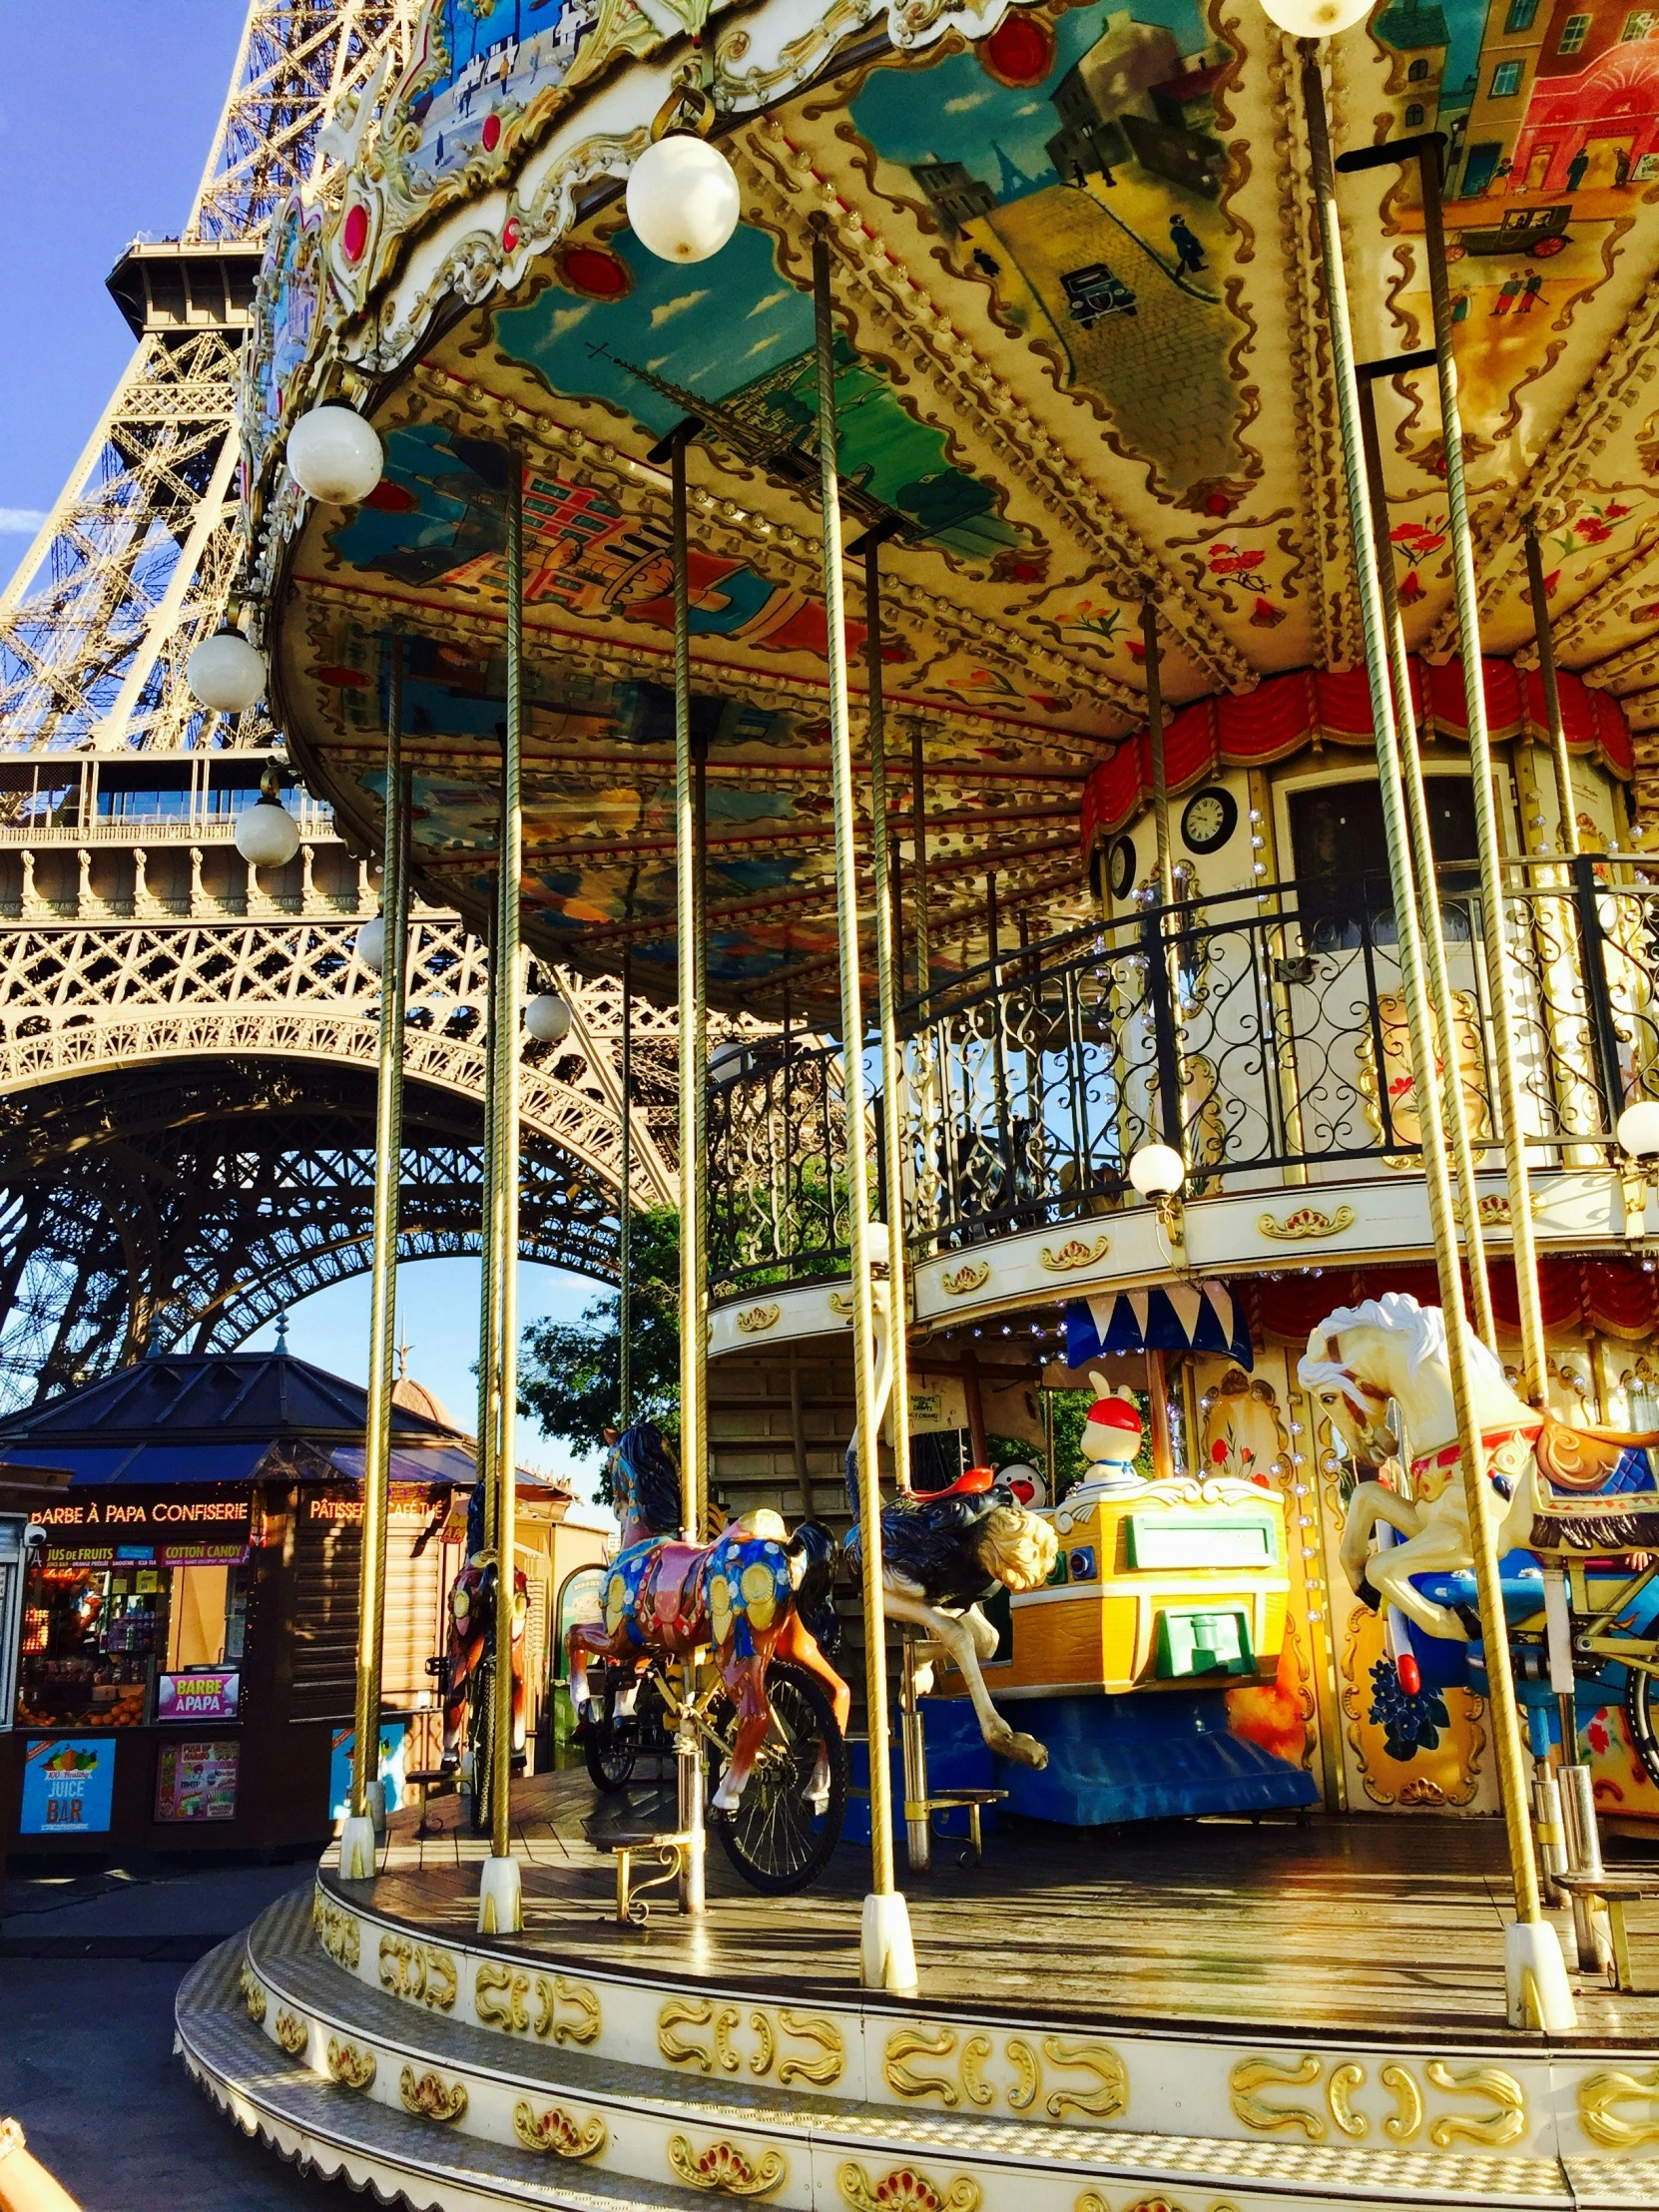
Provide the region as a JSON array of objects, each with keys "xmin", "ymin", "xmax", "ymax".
[
  {"xmin": 584, "ymin": 1670, "xmax": 640, "ymax": 1794},
  {"xmin": 469, "ymin": 1658, "xmax": 494, "ymax": 1837},
  {"xmin": 1624, "ymin": 1666, "xmax": 1659, "ymax": 1789},
  {"xmin": 709, "ymin": 1659, "xmax": 846, "ymax": 1895}
]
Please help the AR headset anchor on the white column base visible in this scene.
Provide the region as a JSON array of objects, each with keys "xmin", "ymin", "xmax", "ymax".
[
  {"xmin": 1506, "ymin": 1918, "xmax": 1576, "ymax": 2030},
  {"xmin": 478, "ymin": 1854, "xmax": 523, "ymax": 1936},
  {"xmin": 364, "ymin": 1778, "xmax": 386, "ymax": 1838},
  {"xmin": 860, "ymin": 1891, "xmax": 918, "ymax": 1996},
  {"xmin": 338, "ymin": 1814, "xmax": 377, "ymax": 1883}
]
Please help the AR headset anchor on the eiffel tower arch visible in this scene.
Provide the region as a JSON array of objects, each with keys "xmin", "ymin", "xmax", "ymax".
[{"xmin": 0, "ymin": 2, "xmax": 668, "ymax": 1412}]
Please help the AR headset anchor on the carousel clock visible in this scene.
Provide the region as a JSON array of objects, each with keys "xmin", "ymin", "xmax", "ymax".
[{"xmin": 1181, "ymin": 787, "xmax": 1238, "ymax": 854}]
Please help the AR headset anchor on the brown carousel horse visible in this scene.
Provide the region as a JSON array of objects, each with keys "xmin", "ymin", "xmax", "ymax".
[{"xmin": 442, "ymin": 1479, "xmax": 528, "ymax": 1766}]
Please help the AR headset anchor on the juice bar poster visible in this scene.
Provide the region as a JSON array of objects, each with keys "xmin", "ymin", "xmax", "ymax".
[
  {"xmin": 155, "ymin": 1739, "xmax": 240, "ymax": 1824},
  {"xmin": 20, "ymin": 1738, "xmax": 116, "ymax": 1834}
]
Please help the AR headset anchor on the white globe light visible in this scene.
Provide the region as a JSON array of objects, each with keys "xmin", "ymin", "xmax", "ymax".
[
  {"xmin": 354, "ymin": 915, "xmax": 386, "ymax": 973},
  {"xmin": 1618, "ymin": 1099, "xmax": 1659, "ymax": 1160},
  {"xmin": 1257, "ymin": 0, "xmax": 1372, "ymax": 35},
  {"xmin": 863, "ymin": 1219, "xmax": 891, "ymax": 1268},
  {"xmin": 709, "ymin": 1039, "xmax": 750, "ymax": 1082},
  {"xmin": 1129, "ymin": 1141, "xmax": 1186, "ymax": 1198},
  {"xmin": 626, "ymin": 135, "xmax": 741, "ymax": 265},
  {"xmin": 524, "ymin": 990, "xmax": 572, "ymax": 1043},
  {"xmin": 187, "ymin": 630, "xmax": 266, "ymax": 714},
  {"xmin": 236, "ymin": 794, "xmax": 301, "ymax": 868},
  {"xmin": 285, "ymin": 405, "xmax": 384, "ymax": 505}
]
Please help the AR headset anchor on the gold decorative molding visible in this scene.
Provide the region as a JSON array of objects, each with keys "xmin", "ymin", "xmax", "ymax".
[
  {"xmin": 828, "ymin": 1290, "xmax": 855, "ymax": 1319},
  {"xmin": 1258, "ymin": 1206, "xmax": 1356, "ymax": 1244},
  {"xmin": 777, "ymin": 2008, "xmax": 844, "ymax": 2087},
  {"xmin": 1327, "ymin": 2062, "xmax": 1367, "ymax": 2140},
  {"xmin": 838, "ymin": 2163, "xmax": 980, "ymax": 2212},
  {"xmin": 736, "ymin": 1303, "xmax": 781, "ymax": 1335},
  {"xmin": 1041, "ymin": 2036, "xmax": 1129, "ymax": 2121},
  {"xmin": 240, "ymin": 1964, "xmax": 267, "ymax": 2025},
  {"xmin": 274, "ymin": 2007, "xmax": 308, "ymax": 2057},
  {"xmin": 541, "ymin": 1972, "xmax": 602, "ymax": 2045},
  {"xmin": 1423, "ymin": 2063, "xmax": 1525, "ymax": 2148},
  {"xmin": 324, "ymin": 2037, "xmax": 376, "ymax": 2091},
  {"xmin": 668, "ymin": 2137, "xmax": 788, "ymax": 2197},
  {"xmin": 1452, "ymin": 1190, "xmax": 1545, "ymax": 1228},
  {"xmin": 1380, "ymin": 2062, "xmax": 1423, "ymax": 2143},
  {"xmin": 658, "ymin": 1995, "xmax": 841, "ymax": 2086},
  {"xmin": 885, "ymin": 2027, "xmax": 960, "ymax": 2106},
  {"xmin": 476, "ymin": 1959, "xmax": 532, "ymax": 2032},
  {"xmin": 1230, "ymin": 2054, "xmax": 1326, "ymax": 2140},
  {"xmin": 399, "ymin": 2065, "xmax": 468, "ymax": 2123},
  {"xmin": 378, "ymin": 1934, "xmax": 456, "ymax": 2012},
  {"xmin": 513, "ymin": 2100, "xmax": 608, "ymax": 2159},
  {"xmin": 312, "ymin": 1894, "xmax": 360, "ymax": 1971},
  {"xmin": 1038, "ymin": 1235, "xmax": 1110, "ymax": 1273},
  {"xmin": 1580, "ymin": 2065, "xmax": 1659, "ymax": 2149},
  {"xmin": 939, "ymin": 1261, "xmax": 991, "ymax": 1297}
]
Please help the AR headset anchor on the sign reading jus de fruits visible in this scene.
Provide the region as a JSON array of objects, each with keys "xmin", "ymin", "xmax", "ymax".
[
  {"xmin": 20, "ymin": 1737, "xmax": 116, "ymax": 1835},
  {"xmin": 156, "ymin": 1670, "xmax": 242, "ymax": 1723}
]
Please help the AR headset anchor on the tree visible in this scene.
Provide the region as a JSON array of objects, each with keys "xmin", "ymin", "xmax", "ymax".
[{"xmin": 518, "ymin": 1207, "xmax": 682, "ymax": 1491}]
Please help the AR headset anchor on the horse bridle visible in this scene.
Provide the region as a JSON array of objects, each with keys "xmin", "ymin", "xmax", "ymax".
[{"xmin": 1320, "ymin": 1336, "xmax": 1392, "ymax": 1440}]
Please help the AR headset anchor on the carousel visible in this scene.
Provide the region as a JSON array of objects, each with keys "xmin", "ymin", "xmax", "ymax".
[{"xmin": 174, "ymin": 0, "xmax": 1659, "ymax": 2200}]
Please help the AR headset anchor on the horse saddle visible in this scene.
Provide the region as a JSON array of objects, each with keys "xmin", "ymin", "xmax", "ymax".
[{"xmin": 1536, "ymin": 1413, "xmax": 1659, "ymax": 1493}]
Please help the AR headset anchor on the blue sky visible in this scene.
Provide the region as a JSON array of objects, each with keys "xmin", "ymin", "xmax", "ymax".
[{"xmin": 0, "ymin": 8, "xmax": 614, "ymax": 1500}]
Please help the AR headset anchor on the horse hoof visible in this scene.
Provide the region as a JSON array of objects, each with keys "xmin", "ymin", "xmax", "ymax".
[{"xmin": 1006, "ymin": 1734, "xmax": 1048, "ymax": 1770}]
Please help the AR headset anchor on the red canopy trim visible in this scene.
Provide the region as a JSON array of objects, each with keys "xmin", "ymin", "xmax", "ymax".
[
  {"xmin": 1082, "ymin": 658, "xmax": 1634, "ymax": 858},
  {"xmin": 1248, "ymin": 1255, "xmax": 1657, "ymax": 1351}
]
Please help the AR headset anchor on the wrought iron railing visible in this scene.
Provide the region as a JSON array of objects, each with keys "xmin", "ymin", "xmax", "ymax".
[{"xmin": 706, "ymin": 857, "xmax": 1659, "ymax": 1292}]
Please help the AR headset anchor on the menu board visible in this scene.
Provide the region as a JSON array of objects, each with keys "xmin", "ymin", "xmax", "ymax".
[{"xmin": 155, "ymin": 1738, "xmax": 240, "ymax": 1824}]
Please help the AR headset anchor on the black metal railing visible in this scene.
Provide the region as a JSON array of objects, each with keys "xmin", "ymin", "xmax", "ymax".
[{"xmin": 705, "ymin": 857, "xmax": 1659, "ymax": 1293}]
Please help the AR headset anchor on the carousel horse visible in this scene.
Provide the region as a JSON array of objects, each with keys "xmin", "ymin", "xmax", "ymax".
[
  {"xmin": 565, "ymin": 1420, "xmax": 847, "ymax": 1813},
  {"xmin": 846, "ymin": 1289, "xmax": 1058, "ymax": 1768},
  {"xmin": 442, "ymin": 1479, "xmax": 528, "ymax": 1765},
  {"xmin": 1298, "ymin": 1292, "xmax": 1659, "ymax": 1643}
]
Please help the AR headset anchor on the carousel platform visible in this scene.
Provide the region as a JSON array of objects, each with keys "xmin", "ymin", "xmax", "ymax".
[{"xmin": 177, "ymin": 1769, "xmax": 1659, "ymax": 2212}]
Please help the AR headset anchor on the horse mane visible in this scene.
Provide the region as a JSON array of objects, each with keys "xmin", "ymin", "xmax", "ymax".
[
  {"xmin": 1297, "ymin": 1291, "xmax": 1507, "ymax": 1394},
  {"xmin": 614, "ymin": 1420, "xmax": 682, "ymax": 1535}
]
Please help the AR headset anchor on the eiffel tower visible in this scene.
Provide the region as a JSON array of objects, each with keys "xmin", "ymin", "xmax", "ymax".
[{"xmin": 0, "ymin": 2, "xmax": 670, "ymax": 1412}]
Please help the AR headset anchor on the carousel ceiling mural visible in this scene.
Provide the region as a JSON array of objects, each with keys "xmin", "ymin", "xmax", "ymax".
[{"xmin": 244, "ymin": 0, "xmax": 1659, "ymax": 1008}]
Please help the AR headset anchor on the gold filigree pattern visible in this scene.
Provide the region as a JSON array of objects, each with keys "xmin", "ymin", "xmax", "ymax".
[
  {"xmin": 777, "ymin": 2008, "xmax": 844, "ymax": 2087},
  {"xmin": 1041, "ymin": 2037, "xmax": 1129, "ymax": 2121},
  {"xmin": 668, "ymin": 2136, "xmax": 789, "ymax": 2197},
  {"xmin": 1381, "ymin": 2062, "xmax": 1423, "ymax": 2144},
  {"xmin": 1580, "ymin": 2065, "xmax": 1659, "ymax": 2149},
  {"xmin": 659, "ymin": 1996, "xmax": 843, "ymax": 2086},
  {"xmin": 540, "ymin": 1972, "xmax": 602, "ymax": 2044},
  {"xmin": 1257, "ymin": 1205, "xmax": 1356, "ymax": 1242},
  {"xmin": 1037, "ymin": 1235, "xmax": 1111, "ymax": 1272},
  {"xmin": 736, "ymin": 1304, "xmax": 781, "ymax": 1334},
  {"xmin": 240, "ymin": 1964, "xmax": 267, "ymax": 2025},
  {"xmin": 939, "ymin": 1261, "xmax": 991, "ymax": 1297},
  {"xmin": 837, "ymin": 2164, "xmax": 981, "ymax": 2212},
  {"xmin": 399, "ymin": 2065, "xmax": 468, "ymax": 2123},
  {"xmin": 884, "ymin": 2027, "xmax": 959, "ymax": 2107},
  {"xmin": 1327, "ymin": 2062, "xmax": 1367, "ymax": 2139},
  {"xmin": 1230, "ymin": 2054, "xmax": 1326, "ymax": 2140},
  {"xmin": 476, "ymin": 1959, "xmax": 533, "ymax": 2032},
  {"xmin": 312, "ymin": 1895, "xmax": 360, "ymax": 1971},
  {"xmin": 324, "ymin": 2037, "xmax": 376, "ymax": 2091},
  {"xmin": 377, "ymin": 1934, "xmax": 456, "ymax": 2012},
  {"xmin": 513, "ymin": 2100, "xmax": 609, "ymax": 2159},
  {"xmin": 1423, "ymin": 2063, "xmax": 1526, "ymax": 2148},
  {"xmin": 274, "ymin": 2007, "xmax": 308, "ymax": 2057}
]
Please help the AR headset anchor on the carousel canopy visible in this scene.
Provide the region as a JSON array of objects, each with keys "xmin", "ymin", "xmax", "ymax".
[
  {"xmin": 243, "ymin": 0, "xmax": 1659, "ymax": 1014},
  {"xmin": 1065, "ymin": 1282, "xmax": 1253, "ymax": 1370}
]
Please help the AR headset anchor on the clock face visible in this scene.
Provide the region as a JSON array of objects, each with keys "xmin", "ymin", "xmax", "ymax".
[
  {"xmin": 1181, "ymin": 787, "xmax": 1238, "ymax": 855},
  {"xmin": 1107, "ymin": 835, "xmax": 1136, "ymax": 898}
]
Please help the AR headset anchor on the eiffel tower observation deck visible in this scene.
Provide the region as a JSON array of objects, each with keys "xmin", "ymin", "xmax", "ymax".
[{"xmin": 0, "ymin": 4, "xmax": 673, "ymax": 1411}]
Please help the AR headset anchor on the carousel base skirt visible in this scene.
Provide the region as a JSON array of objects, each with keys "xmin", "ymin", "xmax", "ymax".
[{"xmin": 177, "ymin": 1768, "xmax": 1659, "ymax": 2212}]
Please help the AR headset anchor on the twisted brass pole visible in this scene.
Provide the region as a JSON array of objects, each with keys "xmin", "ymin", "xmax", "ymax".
[{"xmin": 865, "ymin": 534, "xmax": 911, "ymax": 1500}]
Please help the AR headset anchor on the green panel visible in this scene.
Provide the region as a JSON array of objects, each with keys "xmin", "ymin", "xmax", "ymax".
[
  {"xmin": 1155, "ymin": 1606, "xmax": 1255, "ymax": 1679},
  {"xmin": 1127, "ymin": 1511, "xmax": 1277, "ymax": 1571}
]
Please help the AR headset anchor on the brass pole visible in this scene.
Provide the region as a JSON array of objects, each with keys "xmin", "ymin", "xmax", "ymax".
[
  {"xmin": 347, "ymin": 633, "xmax": 408, "ymax": 1851},
  {"xmin": 1302, "ymin": 55, "xmax": 1559, "ymax": 1996},
  {"xmin": 909, "ymin": 721, "xmax": 931, "ymax": 997},
  {"xmin": 1141, "ymin": 598, "xmax": 1176, "ymax": 912},
  {"xmin": 619, "ymin": 930, "xmax": 635, "ymax": 1427},
  {"xmin": 1524, "ymin": 520, "xmax": 1579, "ymax": 860},
  {"xmin": 1355, "ymin": 372, "xmax": 1495, "ymax": 1351},
  {"xmin": 670, "ymin": 425, "xmax": 708, "ymax": 1916},
  {"xmin": 812, "ymin": 216, "xmax": 913, "ymax": 1990},
  {"xmin": 865, "ymin": 534, "xmax": 912, "ymax": 1496},
  {"xmin": 693, "ymin": 729, "xmax": 711, "ymax": 1537}
]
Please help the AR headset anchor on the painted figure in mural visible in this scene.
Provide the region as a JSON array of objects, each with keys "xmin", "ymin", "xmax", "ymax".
[
  {"xmin": 1169, "ymin": 214, "xmax": 1208, "ymax": 275},
  {"xmin": 1491, "ymin": 273, "xmax": 1523, "ymax": 316},
  {"xmin": 1298, "ymin": 1294, "xmax": 1659, "ymax": 1646},
  {"xmin": 1567, "ymin": 147, "xmax": 1590, "ymax": 193},
  {"xmin": 441, "ymin": 1477, "xmax": 528, "ymax": 1766},
  {"xmin": 565, "ymin": 1421, "xmax": 848, "ymax": 1812}
]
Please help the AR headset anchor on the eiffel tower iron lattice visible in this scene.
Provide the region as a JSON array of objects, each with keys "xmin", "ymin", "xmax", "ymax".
[{"xmin": 0, "ymin": 2, "xmax": 677, "ymax": 1413}]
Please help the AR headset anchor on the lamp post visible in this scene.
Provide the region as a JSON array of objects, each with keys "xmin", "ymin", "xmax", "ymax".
[
  {"xmin": 1268, "ymin": 10, "xmax": 1574, "ymax": 2028},
  {"xmin": 339, "ymin": 633, "xmax": 409, "ymax": 1884}
]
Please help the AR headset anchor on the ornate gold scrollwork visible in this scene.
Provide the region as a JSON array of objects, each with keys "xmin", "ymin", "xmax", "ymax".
[
  {"xmin": 313, "ymin": 1897, "xmax": 360, "ymax": 1970},
  {"xmin": 399, "ymin": 2065, "xmax": 468, "ymax": 2123},
  {"xmin": 660, "ymin": 1994, "xmax": 841, "ymax": 2084},
  {"xmin": 1230, "ymin": 2054, "xmax": 1326, "ymax": 2140},
  {"xmin": 749, "ymin": 2010, "xmax": 776, "ymax": 2078},
  {"xmin": 837, "ymin": 2163, "xmax": 981, "ymax": 2212},
  {"xmin": 1380, "ymin": 2062, "xmax": 1422, "ymax": 2144},
  {"xmin": 1005, "ymin": 2036, "xmax": 1041, "ymax": 2112},
  {"xmin": 1423, "ymin": 2063, "xmax": 1526, "ymax": 2148},
  {"xmin": 1038, "ymin": 1235, "xmax": 1111, "ymax": 1273},
  {"xmin": 940, "ymin": 1261, "xmax": 991, "ymax": 1297},
  {"xmin": 513, "ymin": 2100, "xmax": 609, "ymax": 2159},
  {"xmin": 885, "ymin": 2026, "xmax": 960, "ymax": 2106},
  {"xmin": 777, "ymin": 2008, "xmax": 844, "ymax": 2087},
  {"xmin": 737, "ymin": 1304, "xmax": 781, "ymax": 1334},
  {"xmin": 1041, "ymin": 2036, "xmax": 1128, "ymax": 2121},
  {"xmin": 960, "ymin": 2033, "xmax": 995, "ymax": 2110},
  {"xmin": 1327, "ymin": 2062, "xmax": 1367, "ymax": 2139},
  {"xmin": 535, "ymin": 1971, "xmax": 601, "ymax": 2044},
  {"xmin": 1579, "ymin": 2066, "xmax": 1659, "ymax": 2150},
  {"xmin": 1258, "ymin": 1206, "xmax": 1356, "ymax": 1243},
  {"xmin": 668, "ymin": 2136, "xmax": 789, "ymax": 2197},
  {"xmin": 324, "ymin": 2037, "xmax": 376, "ymax": 2091},
  {"xmin": 475, "ymin": 1958, "xmax": 532, "ymax": 2032},
  {"xmin": 378, "ymin": 1934, "xmax": 457, "ymax": 2012},
  {"xmin": 239, "ymin": 1964, "xmax": 267, "ymax": 2025},
  {"xmin": 274, "ymin": 2007, "xmax": 308, "ymax": 2056}
]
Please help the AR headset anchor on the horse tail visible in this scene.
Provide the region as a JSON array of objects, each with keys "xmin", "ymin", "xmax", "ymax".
[{"xmin": 788, "ymin": 1520, "xmax": 840, "ymax": 1654}]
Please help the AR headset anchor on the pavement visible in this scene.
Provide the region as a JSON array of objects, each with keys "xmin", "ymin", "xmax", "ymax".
[{"xmin": 0, "ymin": 1857, "xmax": 358, "ymax": 2208}]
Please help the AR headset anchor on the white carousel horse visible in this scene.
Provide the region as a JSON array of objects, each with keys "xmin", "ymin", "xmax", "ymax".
[{"xmin": 1298, "ymin": 1292, "xmax": 1659, "ymax": 1642}]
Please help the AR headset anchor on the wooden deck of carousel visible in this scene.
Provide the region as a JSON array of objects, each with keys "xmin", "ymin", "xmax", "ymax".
[{"xmin": 177, "ymin": 1766, "xmax": 1659, "ymax": 2212}]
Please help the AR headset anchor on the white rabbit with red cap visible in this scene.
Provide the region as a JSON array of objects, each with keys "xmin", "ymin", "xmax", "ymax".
[{"xmin": 1072, "ymin": 1372, "xmax": 1150, "ymax": 1499}]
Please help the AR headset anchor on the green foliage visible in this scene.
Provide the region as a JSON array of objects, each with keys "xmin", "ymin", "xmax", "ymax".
[{"xmin": 518, "ymin": 1207, "xmax": 682, "ymax": 1491}]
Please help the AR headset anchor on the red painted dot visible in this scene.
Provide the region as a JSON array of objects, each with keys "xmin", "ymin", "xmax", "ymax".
[
  {"xmin": 315, "ymin": 665, "xmax": 369, "ymax": 689},
  {"xmin": 341, "ymin": 203, "xmax": 368, "ymax": 264},
  {"xmin": 559, "ymin": 245, "xmax": 631, "ymax": 299},
  {"xmin": 481, "ymin": 110, "xmax": 502, "ymax": 152},
  {"xmin": 981, "ymin": 11, "xmax": 1054, "ymax": 86},
  {"xmin": 503, "ymin": 218, "xmax": 521, "ymax": 253}
]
